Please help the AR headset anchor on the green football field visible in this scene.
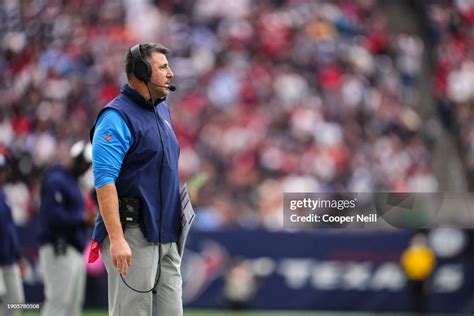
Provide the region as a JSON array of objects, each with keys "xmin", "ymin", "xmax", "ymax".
[{"xmin": 21, "ymin": 310, "xmax": 455, "ymax": 316}]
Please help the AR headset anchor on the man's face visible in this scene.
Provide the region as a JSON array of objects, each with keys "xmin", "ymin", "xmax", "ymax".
[{"xmin": 148, "ymin": 52, "xmax": 174, "ymax": 98}]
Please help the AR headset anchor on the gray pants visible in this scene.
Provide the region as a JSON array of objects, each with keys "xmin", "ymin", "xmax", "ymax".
[
  {"xmin": 39, "ymin": 244, "xmax": 86, "ymax": 316},
  {"xmin": 0, "ymin": 263, "xmax": 24, "ymax": 316},
  {"xmin": 101, "ymin": 227, "xmax": 183, "ymax": 316}
]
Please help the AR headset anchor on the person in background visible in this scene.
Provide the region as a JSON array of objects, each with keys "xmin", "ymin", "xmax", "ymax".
[
  {"xmin": 0, "ymin": 153, "xmax": 25, "ymax": 316},
  {"xmin": 223, "ymin": 257, "xmax": 257, "ymax": 310},
  {"xmin": 38, "ymin": 141, "xmax": 96, "ymax": 316}
]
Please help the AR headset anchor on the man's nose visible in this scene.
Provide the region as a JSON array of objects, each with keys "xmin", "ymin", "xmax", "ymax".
[{"xmin": 167, "ymin": 69, "xmax": 174, "ymax": 78}]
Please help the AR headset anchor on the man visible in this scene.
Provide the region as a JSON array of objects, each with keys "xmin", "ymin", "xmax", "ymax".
[
  {"xmin": 38, "ymin": 140, "xmax": 95, "ymax": 316},
  {"xmin": 0, "ymin": 153, "xmax": 25, "ymax": 316},
  {"xmin": 89, "ymin": 43, "xmax": 182, "ymax": 315}
]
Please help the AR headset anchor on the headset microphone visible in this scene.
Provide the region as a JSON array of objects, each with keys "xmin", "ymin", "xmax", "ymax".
[{"xmin": 148, "ymin": 81, "xmax": 176, "ymax": 92}]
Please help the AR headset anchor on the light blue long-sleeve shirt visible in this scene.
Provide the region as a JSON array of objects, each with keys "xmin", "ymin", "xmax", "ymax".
[{"xmin": 92, "ymin": 109, "xmax": 134, "ymax": 188}]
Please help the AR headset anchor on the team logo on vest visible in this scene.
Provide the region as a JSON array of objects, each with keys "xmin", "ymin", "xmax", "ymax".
[{"xmin": 105, "ymin": 132, "xmax": 112, "ymax": 141}]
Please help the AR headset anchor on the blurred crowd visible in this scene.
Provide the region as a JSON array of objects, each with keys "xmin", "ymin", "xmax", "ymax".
[
  {"xmin": 0, "ymin": 0, "xmax": 440, "ymax": 230},
  {"xmin": 427, "ymin": 0, "xmax": 474, "ymax": 189}
]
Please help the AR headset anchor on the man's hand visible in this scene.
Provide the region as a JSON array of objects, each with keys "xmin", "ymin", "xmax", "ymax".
[{"xmin": 110, "ymin": 237, "xmax": 132, "ymax": 276}]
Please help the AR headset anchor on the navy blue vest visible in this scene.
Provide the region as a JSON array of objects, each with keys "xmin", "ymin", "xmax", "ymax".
[
  {"xmin": 91, "ymin": 84, "xmax": 181, "ymax": 244},
  {"xmin": 38, "ymin": 165, "xmax": 88, "ymax": 252}
]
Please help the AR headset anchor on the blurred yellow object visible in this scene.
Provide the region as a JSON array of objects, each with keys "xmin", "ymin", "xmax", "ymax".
[
  {"xmin": 401, "ymin": 245, "xmax": 436, "ymax": 280},
  {"xmin": 187, "ymin": 172, "xmax": 209, "ymax": 200},
  {"xmin": 188, "ymin": 172, "xmax": 209, "ymax": 192}
]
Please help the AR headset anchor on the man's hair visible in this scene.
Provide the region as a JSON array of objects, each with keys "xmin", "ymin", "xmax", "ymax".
[{"xmin": 124, "ymin": 43, "xmax": 170, "ymax": 80}]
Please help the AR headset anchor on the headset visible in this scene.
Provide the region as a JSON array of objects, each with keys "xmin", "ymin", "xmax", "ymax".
[{"xmin": 130, "ymin": 44, "xmax": 152, "ymax": 83}]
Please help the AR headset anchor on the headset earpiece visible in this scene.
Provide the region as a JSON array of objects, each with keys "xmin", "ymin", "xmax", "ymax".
[{"xmin": 130, "ymin": 44, "xmax": 152, "ymax": 83}]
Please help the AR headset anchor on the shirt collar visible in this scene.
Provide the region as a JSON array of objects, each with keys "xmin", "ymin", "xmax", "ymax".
[{"xmin": 120, "ymin": 84, "xmax": 166, "ymax": 109}]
